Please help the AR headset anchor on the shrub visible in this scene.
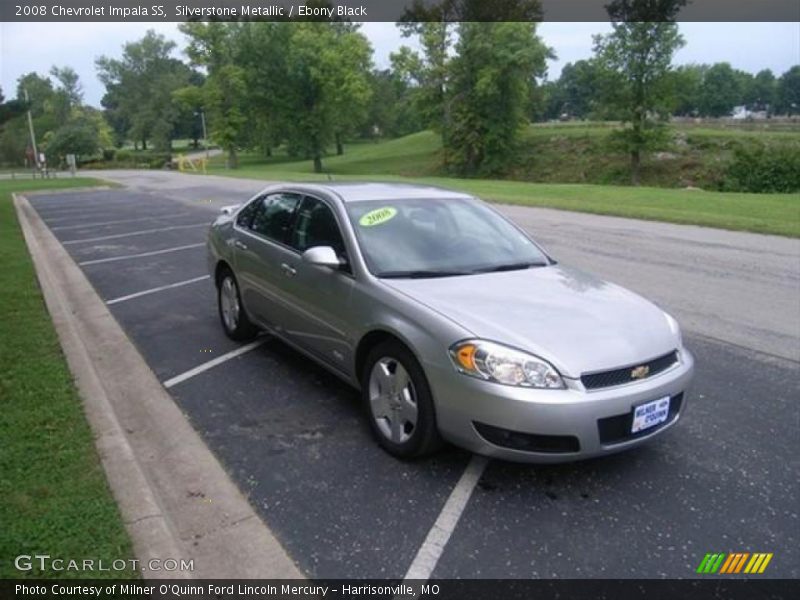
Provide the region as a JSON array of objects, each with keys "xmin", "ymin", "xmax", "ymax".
[
  {"xmin": 111, "ymin": 149, "xmax": 171, "ymax": 169},
  {"xmin": 725, "ymin": 144, "xmax": 800, "ymax": 193}
]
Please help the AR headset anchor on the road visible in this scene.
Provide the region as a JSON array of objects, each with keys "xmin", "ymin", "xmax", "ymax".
[{"xmin": 88, "ymin": 169, "xmax": 800, "ymax": 362}]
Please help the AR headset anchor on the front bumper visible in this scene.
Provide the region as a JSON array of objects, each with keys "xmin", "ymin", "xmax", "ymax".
[{"xmin": 428, "ymin": 349, "xmax": 695, "ymax": 463}]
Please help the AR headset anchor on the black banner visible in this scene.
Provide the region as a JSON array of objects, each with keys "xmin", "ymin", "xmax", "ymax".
[
  {"xmin": 2, "ymin": 579, "xmax": 799, "ymax": 600},
  {"xmin": 3, "ymin": 0, "xmax": 800, "ymax": 22}
]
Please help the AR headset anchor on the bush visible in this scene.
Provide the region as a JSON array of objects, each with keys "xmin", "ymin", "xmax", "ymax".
[
  {"xmin": 725, "ymin": 144, "xmax": 800, "ymax": 193},
  {"xmin": 111, "ymin": 149, "xmax": 172, "ymax": 169}
]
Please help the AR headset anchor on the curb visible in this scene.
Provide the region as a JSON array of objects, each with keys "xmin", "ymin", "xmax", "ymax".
[{"xmin": 13, "ymin": 192, "xmax": 303, "ymax": 580}]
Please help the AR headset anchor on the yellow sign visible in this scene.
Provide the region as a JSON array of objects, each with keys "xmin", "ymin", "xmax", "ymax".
[{"xmin": 359, "ymin": 207, "xmax": 397, "ymax": 227}]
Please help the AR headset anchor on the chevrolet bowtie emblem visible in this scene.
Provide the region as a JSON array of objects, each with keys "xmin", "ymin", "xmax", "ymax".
[{"xmin": 631, "ymin": 365, "xmax": 650, "ymax": 379}]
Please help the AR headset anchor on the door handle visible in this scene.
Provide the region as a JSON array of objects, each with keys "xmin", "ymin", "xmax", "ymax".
[
  {"xmin": 234, "ymin": 240, "xmax": 248, "ymax": 250},
  {"xmin": 281, "ymin": 263, "xmax": 297, "ymax": 277}
]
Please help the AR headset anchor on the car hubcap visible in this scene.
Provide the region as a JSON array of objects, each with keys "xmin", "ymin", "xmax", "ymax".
[
  {"xmin": 220, "ymin": 277, "xmax": 240, "ymax": 332},
  {"xmin": 368, "ymin": 357, "xmax": 418, "ymax": 445}
]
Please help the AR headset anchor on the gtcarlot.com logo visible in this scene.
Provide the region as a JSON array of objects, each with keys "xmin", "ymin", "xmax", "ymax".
[{"xmin": 696, "ymin": 552, "xmax": 773, "ymax": 574}]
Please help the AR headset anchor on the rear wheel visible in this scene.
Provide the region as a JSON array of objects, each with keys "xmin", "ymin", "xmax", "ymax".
[
  {"xmin": 217, "ymin": 268, "xmax": 258, "ymax": 341},
  {"xmin": 362, "ymin": 340, "xmax": 443, "ymax": 458}
]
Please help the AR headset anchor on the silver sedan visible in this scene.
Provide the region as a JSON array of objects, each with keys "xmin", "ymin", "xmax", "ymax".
[{"xmin": 207, "ymin": 183, "xmax": 695, "ymax": 462}]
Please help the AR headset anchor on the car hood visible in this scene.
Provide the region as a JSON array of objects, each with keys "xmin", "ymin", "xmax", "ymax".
[{"xmin": 382, "ymin": 265, "xmax": 678, "ymax": 379}]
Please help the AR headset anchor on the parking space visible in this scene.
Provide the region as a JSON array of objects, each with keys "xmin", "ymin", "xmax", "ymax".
[{"xmin": 29, "ymin": 187, "xmax": 798, "ymax": 579}]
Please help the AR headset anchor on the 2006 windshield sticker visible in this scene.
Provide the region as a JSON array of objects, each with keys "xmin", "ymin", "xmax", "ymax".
[{"xmin": 359, "ymin": 207, "xmax": 397, "ymax": 227}]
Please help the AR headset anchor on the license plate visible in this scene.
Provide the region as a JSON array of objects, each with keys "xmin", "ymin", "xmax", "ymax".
[{"xmin": 631, "ymin": 396, "xmax": 671, "ymax": 433}]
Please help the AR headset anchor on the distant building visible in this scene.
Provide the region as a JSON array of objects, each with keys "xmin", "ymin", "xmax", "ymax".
[{"xmin": 731, "ymin": 106, "xmax": 768, "ymax": 120}]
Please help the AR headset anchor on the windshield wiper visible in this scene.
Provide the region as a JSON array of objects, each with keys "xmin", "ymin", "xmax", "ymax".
[
  {"xmin": 471, "ymin": 261, "xmax": 548, "ymax": 274},
  {"xmin": 378, "ymin": 269, "xmax": 470, "ymax": 279}
]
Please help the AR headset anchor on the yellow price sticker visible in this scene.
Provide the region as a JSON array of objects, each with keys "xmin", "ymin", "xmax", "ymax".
[{"xmin": 359, "ymin": 207, "xmax": 397, "ymax": 227}]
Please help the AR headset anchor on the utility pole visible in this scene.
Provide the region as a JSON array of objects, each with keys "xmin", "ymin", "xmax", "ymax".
[
  {"xmin": 24, "ymin": 88, "xmax": 40, "ymax": 174},
  {"xmin": 200, "ymin": 109, "xmax": 209, "ymax": 161}
]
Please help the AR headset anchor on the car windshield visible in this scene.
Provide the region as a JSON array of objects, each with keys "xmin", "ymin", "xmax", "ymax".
[{"xmin": 346, "ymin": 197, "xmax": 550, "ymax": 278}]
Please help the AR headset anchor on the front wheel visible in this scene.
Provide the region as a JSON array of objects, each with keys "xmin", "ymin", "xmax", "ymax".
[
  {"xmin": 217, "ymin": 269, "xmax": 258, "ymax": 341},
  {"xmin": 362, "ymin": 340, "xmax": 443, "ymax": 459}
]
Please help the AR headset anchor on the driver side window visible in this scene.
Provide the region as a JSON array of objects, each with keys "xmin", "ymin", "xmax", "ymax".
[
  {"xmin": 245, "ymin": 193, "xmax": 301, "ymax": 245},
  {"xmin": 290, "ymin": 197, "xmax": 347, "ymax": 258}
]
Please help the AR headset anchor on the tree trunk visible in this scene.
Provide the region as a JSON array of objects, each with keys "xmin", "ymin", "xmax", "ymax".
[
  {"xmin": 630, "ymin": 105, "xmax": 644, "ymax": 186},
  {"xmin": 192, "ymin": 137, "xmax": 199, "ymax": 149},
  {"xmin": 142, "ymin": 138, "xmax": 147, "ymax": 151},
  {"xmin": 265, "ymin": 145, "xmax": 272, "ymax": 157},
  {"xmin": 630, "ymin": 150, "xmax": 641, "ymax": 186},
  {"xmin": 313, "ymin": 154, "xmax": 323, "ymax": 173},
  {"xmin": 335, "ymin": 132, "xmax": 343, "ymax": 156},
  {"xmin": 227, "ymin": 146, "xmax": 238, "ymax": 169}
]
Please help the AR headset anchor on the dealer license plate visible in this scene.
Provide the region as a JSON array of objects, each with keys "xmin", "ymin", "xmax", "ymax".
[{"xmin": 631, "ymin": 396, "xmax": 671, "ymax": 433}]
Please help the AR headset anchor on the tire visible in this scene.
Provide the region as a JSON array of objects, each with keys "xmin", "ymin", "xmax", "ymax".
[
  {"xmin": 361, "ymin": 339, "xmax": 443, "ymax": 459},
  {"xmin": 217, "ymin": 268, "xmax": 258, "ymax": 342}
]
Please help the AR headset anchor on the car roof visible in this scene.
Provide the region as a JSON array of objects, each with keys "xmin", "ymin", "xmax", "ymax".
[{"xmin": 279, "ymin": 182, "xmax": 474, "ymax": 203}]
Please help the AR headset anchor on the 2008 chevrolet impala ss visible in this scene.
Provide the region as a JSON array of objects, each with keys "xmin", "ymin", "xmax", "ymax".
[{"xmin": 207, "ymin": 183, "xmax": 694, "ymax": 463}]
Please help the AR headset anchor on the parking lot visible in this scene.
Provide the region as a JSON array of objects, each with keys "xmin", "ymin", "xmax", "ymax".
[{"xmin": 28, "ymin": 182, "xmax": 798, "ymax": 579}]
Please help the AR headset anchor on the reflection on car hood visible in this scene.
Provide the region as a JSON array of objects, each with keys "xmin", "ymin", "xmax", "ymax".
[{"xmin": 382, "ymin": 265, "xmax": 677, "ymax": 378}]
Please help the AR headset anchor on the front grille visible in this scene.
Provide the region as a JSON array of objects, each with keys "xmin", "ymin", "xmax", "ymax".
[
  {"xmin": 581, "ymin": 350, "xmax": 679, "ymax": 390},
  {"xmin": 473, "ymin": 422, "xmax": 580, "ymax": 454},
  {"xmin": 597, "ymin": 393, "xmax": 683, "ymax": 445}
]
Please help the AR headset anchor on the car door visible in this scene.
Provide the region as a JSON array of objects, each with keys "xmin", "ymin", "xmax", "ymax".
[
  {"xmin": 233, "ymin": 192, "xmax": 302, "ymax": 330},
  {"xmin": 279, "ymin": 195, "xmax": 357, "ymax": 373}
]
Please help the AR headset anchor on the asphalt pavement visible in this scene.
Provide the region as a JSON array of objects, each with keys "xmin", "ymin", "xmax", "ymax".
[{"xmin": 28, "ymin": 171, "xmax": 799, "ymax": 579}]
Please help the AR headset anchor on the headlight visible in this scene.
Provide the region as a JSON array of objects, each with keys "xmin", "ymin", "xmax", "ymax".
[
  {"xmin": 449, "ymin": 340, "xmax": 564, "ymax": 389},
  {"xmin": 664, "ymin": 312, "xmax": 683, "ymax": 348}
]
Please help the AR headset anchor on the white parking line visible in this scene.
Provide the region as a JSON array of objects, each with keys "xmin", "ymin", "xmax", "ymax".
[
  {"xmin": 43, "ymin": 211, "xmax": 164, "ymax": 225},
  {"xmin": 78, "ymin": 243, "xmax": 205, "ymax": 266},
  {"xmin": 36, "ymin": 202, "xmax": 158, "ymax": 217},
  {"xmin": 106, "ymin": 275, "xmax": 210, "ymax": 305},
  {"xmin": 402, "ymin": 455, "xmax": 488, "ymax": 583},
  {"xmin": 163, "ymin": 339, "xmax": 266, "ymax": 389},
  {"xmin": 63, "ymin": 223, "xmax": 208, "ymax": 245},
  {"xmin": 51, "ymin": 214, "xmax": 195, "ymax": 231}
]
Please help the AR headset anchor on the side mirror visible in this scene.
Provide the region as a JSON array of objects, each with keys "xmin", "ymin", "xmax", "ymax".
[
  {"xmin": 220, "ymin": 204, "xmax": 241, "ymax": 216},
  {"xmin": 301, "ymin": 246, "xmax": 341, "ymax": 269}
]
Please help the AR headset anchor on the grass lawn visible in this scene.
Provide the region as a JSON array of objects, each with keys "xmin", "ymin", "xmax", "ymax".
[
  {"xmin": 0, "ymin": 178, "xmax": 136, "ymax": 578},
  {"xmin": 206, "ymin": 151, "xmax": 800, "ymax": 238}
]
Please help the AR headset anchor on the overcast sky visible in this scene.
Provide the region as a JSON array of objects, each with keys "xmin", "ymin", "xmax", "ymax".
[{"xmin": 1, "ymin": 22, "xmax": 798, "ymax": 107}]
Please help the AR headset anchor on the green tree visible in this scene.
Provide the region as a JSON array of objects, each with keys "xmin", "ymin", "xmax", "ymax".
[
  {"xmin": 179, "ymin": 22, "xmax": 247, "ymax": 168},
  {"xmin": 593, "ymin": 0, "xmax": 686, "ymax": 184},
  {"xmin": 50, "ymin": 66, "xmax": 83, "ymax": 123},
  {"xmin": 446, "ymin": 22, "xmax": 551, "ymax": 175},
  {"xmin": 281, "ymin": 22, "xmax": 373, "ymax": 172},
  {"xmin": 536, "ymin": 79, "xmax": 562, "ymax": 121},
  {"xmin": 734, "ymin": 69, "xmax": 755, "ymax": 109},
  {"xmin": 363, "ymin": 68, "xmax": 422, "ymax": 138},
  {"xmin": 670, "ymin": 64, "xmax": 706, "ymax": 116},
  {"xmin": 330, "ymin": 24, "xmax": 374, "ymax": 155},
  {"xmin": 171, "ymin": 71, "xmax": 206, "ymax": 149},
  {"xmin": 776, "ymin": 66, "xmax": 800, "ymax": 116},
  {"xmin": 749, "ymin": 69, "xmax": 777, "ymax": 112},
  {"xmin": 395, "ymin": 22, "xmax": 454, "ymax": 155},
  {"xmin": 47, "ymin": 73, "xmax": 108, "ymax": 164},
  {"xmin": 97, "ymin": 30, "xmax": 190, "ymax": 151},
  {"xmin": 699, "ymin": 62, "xmax": 741, "ymax": 117},
  {"xmin": 0, "ymin": 74, "xmax": 57, "ymax": 165},
  {"xmin": 0, "ymin": 87, "xmax": 28, "ymax": 166},
  {"xmin": 234, "ymin": 22, "xmax": 291, "ymax": 157},
  {"xmin": 44, "ymin": 117, "xmax": 101, "ymax": 162},
  {"xmin": 556, "ymin": 60, "xmax": 605, "ymax": 119},
  {"xmin": 0, "ymin": 70, "xmax": 107, "ymax": 166},
  {"xmin": 0, "ymin": 86, "xmax": 27, "ymax": 126}
]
